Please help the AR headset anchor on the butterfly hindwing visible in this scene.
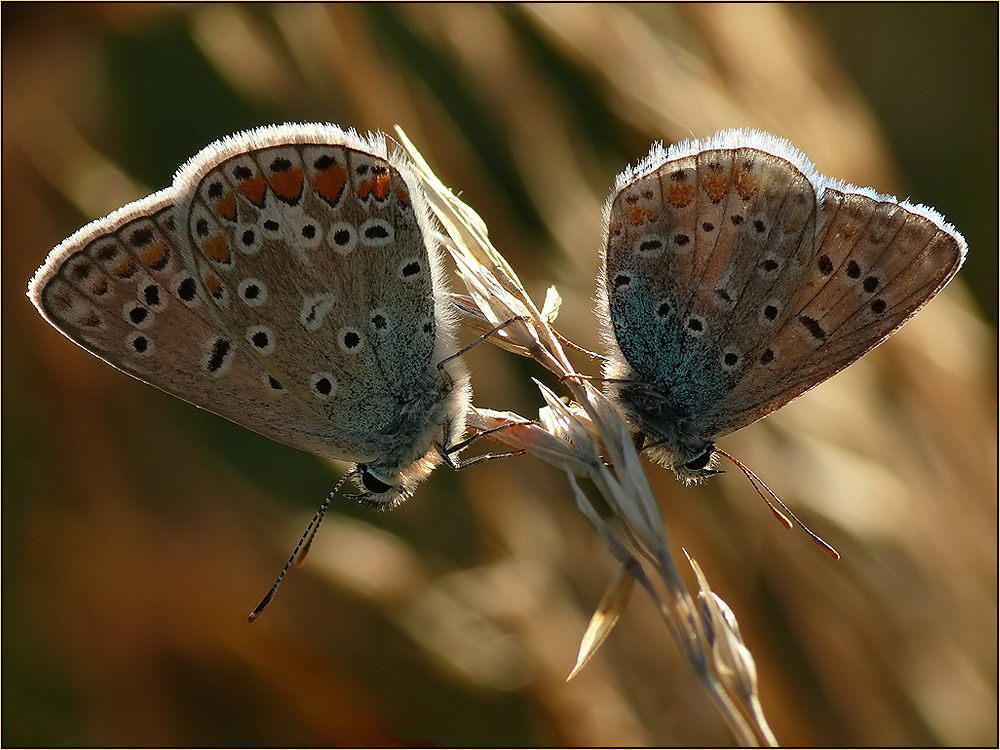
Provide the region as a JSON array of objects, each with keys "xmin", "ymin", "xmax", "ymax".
[
  {"xmin": 604, "ymin": 142, "xmax": 822, "ymax": 420},
  {"xmin": 178, "ymin": 134, "xmax": 442, "ymax": 451}
]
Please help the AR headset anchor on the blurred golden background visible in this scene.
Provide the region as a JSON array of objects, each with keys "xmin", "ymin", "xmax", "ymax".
[{"xmin": 4, "ymin": 4, "xmax": 996, "ymax": 746}]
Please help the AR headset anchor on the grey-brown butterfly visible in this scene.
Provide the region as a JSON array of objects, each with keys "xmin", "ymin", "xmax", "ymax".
[
  {"xmin": 599, "ymin": 128, "xmax": 966, "ymax": 485},
  {"xmin": 29, "ymin": 123, "xmax": 471, "ymax": 510}
]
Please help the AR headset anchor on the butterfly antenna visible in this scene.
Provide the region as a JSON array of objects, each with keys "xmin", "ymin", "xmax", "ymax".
[
  {"xmin": 716, "ymin": 448, "xmax": 840, "ymax": 560},
  {"xmin": 552, "ymin": 328, "xmax": 604, "ymax": 360},
  {"xmin": 247, "ymin": 468, "xmax": 356, "ymax": 622},
  {"xmin": 438, "ymin": 316, "xmax": 529, "ymax": 369}
]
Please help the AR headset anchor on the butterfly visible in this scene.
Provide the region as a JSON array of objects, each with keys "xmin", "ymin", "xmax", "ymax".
[
  {"xmin": 28, "ymin": 123, "xmax": 471, "ymax": 509},
  {"xmin": 598, "ymin": 128, "xmax": 966, "ymax": 484}
]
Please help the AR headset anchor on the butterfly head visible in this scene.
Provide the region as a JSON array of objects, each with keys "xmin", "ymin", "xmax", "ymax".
[
  {"xmin": 641, "ymin": 434, "xmax": 723, "ymax": 485},
  {"xmin": 347, "ymin": 419, "xmax": 450, "ymax": 509},
  {"xmin": 348, "ymin": 464, "xmax": 416, "ymax": 509},
  {"xmin": 608, "ymin": 378, "xmax": 723, "ymax": 485},
  {"xmin": 346, "ymin": 374, "xmax": 470, "ymax": 509}
]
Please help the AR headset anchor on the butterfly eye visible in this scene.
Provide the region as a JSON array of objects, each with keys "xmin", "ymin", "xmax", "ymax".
[
  {"xmin": 359, "ymin": 465, "xmax": 393, "ymax": 494},
  {"xmin": 683, "ymin": 448, "xmax": 715, "ymax": 472}
]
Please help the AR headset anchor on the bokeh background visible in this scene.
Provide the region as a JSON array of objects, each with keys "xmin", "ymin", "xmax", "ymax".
[{"xmin": 4, "ymin": 4, "xmax": 996, "ymax": 746}]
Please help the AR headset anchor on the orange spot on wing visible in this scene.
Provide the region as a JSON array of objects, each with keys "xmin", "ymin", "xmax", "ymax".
[
  {"xmin": 395, "ymin": 185, "xmax": 410, "ymax": 206},
  {"xmin": 623, "ymin": 205, "xmax": 659, "ymax": 225},
  {"xmin": 238, "ymin": 174, "xmax": 267, "ymax": 206},
  {"xmin": 204, "ymin": 272, "xmax": 222, "ymax": 298},
  {"xmin": 358, "ymin": 170, "xmax": 392, "ymax": 201},
  {"xmin": 214, "ymin": 192, "xmax": 237, "ymax": 221},
  {"xmin": 373, "ymin": 171, "xmax": 391, "ymax": 199},
  {"xmin": 733, "ymin": 165, "xmax": 759, "ymax": 199},
  {"xmin": 312, "ymin": 163, "xmax": 348, "ymax": 205},
  {"xmin": 112, "ymin": 258, "xmax": 137, "ymax": 278},
  {"xmin": 202, "ymin": 234, "xmax": 231, "ymax": 264},
  {"xmin": 140, "ymin": 241, "xmax": 170, "ymax": 270},
  {"xmin": 624, "ymin": 205, "xmax": 645, "ymax": 224},
  {"xmin": 267, "ymin": 167, "xmax": 304, "ymax": 202},
  {"xmin": 665, "ymin": 181, "xmax": 695, "ymax": 207},
  {"xmin": 700, "ymin": 172, "xmax": 730, "ymax": 203}
]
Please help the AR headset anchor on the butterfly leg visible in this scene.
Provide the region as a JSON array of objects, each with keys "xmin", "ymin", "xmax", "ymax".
[
  {"xmin": 437, "ymin": 315, "xmax": 530, "ymax": 369},
  {"xmin": 438, "ymin": 419, "xmax": 531, "ymax": 470}
]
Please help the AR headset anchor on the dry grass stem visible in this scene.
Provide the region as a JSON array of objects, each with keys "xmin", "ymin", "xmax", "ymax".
[{"xmin": 400, "ymin": 127, "xmax": 776, "ymax": 746}]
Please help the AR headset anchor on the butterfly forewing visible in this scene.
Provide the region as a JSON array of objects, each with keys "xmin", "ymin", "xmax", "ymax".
[
  {"xmin": 711, "ymin": 180, "xmax": 966, "ymax": 436},
  {"xmin": 27, "ymin": 190, "xmax": 367, "ymax": 459}
]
